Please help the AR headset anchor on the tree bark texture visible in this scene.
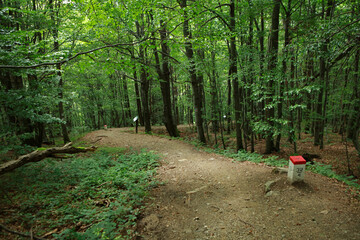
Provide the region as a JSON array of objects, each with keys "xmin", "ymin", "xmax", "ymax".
[
  {"xmin": 314, "ymin": 0, "xmax": 334, "ymax": 148},
  {"xmin": 229, "ymin": 0, "xmax": 243, "ymax": 151},
  {"xmin": 153, "ymin": 20, "xmax": 179, "ymax": 137},
  {"xmin": 265, "ymin": 0, "xmax": 280, "ymax": 154},
  {"xmin": 180, "ymin": 0, "xmax": 206, "ymax": 143}
]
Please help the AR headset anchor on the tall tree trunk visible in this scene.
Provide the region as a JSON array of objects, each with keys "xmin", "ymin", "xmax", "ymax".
[
  {"xmin": 133, "ymin": 67, "xmax": 144, "ymax": 126},
  {"xmin": 314, "ymin": 0, "xmax": 334, "ymax": 148},
  {"xmin": 139, "ymin": 60, "xmax": 151, "ymax": 133},
  {"xmin": 280, "ymin": 0, "xmax": 293, "ymax": 151},
  {"xmin": 227, "ymin": 68, "xmax": 232, "ymax": 134},
  {"xmin": 179, "ymin": 0, "xmax": 206, "ymax": 143},
  {"xmin": 122, "ymin": 74, "xmax": 131, "ymax": 125},
  {"xmin": 136, "ymin": 20, "xmax": 151, "ymax": 133},
  {"xmin": 50, "ymin": 0, "xmax": 70, "ymax": 144},
  {"xmin": 258, "ymin": 10, "xmax": 265, "ymax": 130},
  {"xmin": 247, "ymin": 6, "xmax": 255, "ymax": 152},
  {"xmin": 347, "ymin": 49, "xmax": 360, "ymax": 155},
  {"xmin": 171, "ymin": 67, "xmax": 180, "ymax": 125},
  {"xmin": 153, "ymin": 20, "xmax": 179, "ymax": 137},
  {"xmin": 229, "ymin": 0, "xmax": 243, "ymax": 151},
  {"xmin": 265, "ymin": 0, "xmax": 280, "ymax": 154},
  {"xmin": 210, "ymin": 48, "xmax": 219, "ymax": 133}
]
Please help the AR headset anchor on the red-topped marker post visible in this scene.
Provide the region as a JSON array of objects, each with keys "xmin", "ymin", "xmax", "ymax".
[{"xmin": 288, "ymin": 156, "xmax": 306, "ymax": 183}]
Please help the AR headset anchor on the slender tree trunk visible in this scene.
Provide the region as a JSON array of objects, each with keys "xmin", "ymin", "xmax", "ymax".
[
  {"xmin": 259, "ymin": 10, "xmax": 265, "ymax": 129},
  {"xmin": 227, "ymin": 69, "xmax": 232, "ymax": 134},
  {"xmin": 139, "ymin": 61, "xmax": 151, "ymax": 133},
  {"xmin": 122, "ymin": 74, "xmax": 131, "ymax": 125},
  {"xmin": 347, "ymin": 49, "xmax": 360, "ymax": 155},
  {"xmin": 247, "ymin": 8, "xmax": 255, "ymax": 153},
  {"xmin": 153, "ymin": 20, "xmax": 179, "ymax": 137},
  {"xmin": 229, "ymin": 0, "xmax": 243, "ymax": 151},
  {"xmin": 279, "ymin": 0, "xmax": 292, "ymax": 151},
  {"xmin": 314, "ymin": 0, "xmax": 334, "ymax": 148},
  {"xmin": 133, "ymin": 67, "xmax": 144, "ymax": 126},
  {"xmin": 265, "ymin": 0, "xmax": 280, "ymax": 153},
  {"xmin": 171, "ymin": 67, "xmax": 180, "ymax": 125},
  {"xmin": 180, "ymin": 0, "xmax": 206, "ymax": 143},
  {"xmin": 210, "ymin": 49, "xmax": 219, "ymax": 133},
  {"xmin": 136, "ymin": 20, "xmax": 151, "ymax": 133},
  {"xmin": 50, "ymin": 0, "xmax": 70, "ymax": 144}
]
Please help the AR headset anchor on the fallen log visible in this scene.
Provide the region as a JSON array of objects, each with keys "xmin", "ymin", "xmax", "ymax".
[{"xmin": 0, "ymin": 142, "xmax": 96, "ymax": 175}]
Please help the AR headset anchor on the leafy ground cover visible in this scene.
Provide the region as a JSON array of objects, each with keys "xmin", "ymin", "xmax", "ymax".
[{"xmin": 0, "ymin": 148, "xmax": 159, "ymax": 239}]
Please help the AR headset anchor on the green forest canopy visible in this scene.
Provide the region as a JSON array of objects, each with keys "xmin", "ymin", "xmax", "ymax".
[{"xmin": 0, "ymin": 0, "xmax": 359, "ymax": 155}]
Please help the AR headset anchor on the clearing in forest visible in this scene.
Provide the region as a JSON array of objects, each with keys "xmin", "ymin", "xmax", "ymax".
[{"xmin": 83, "ymin": 128, "xmax": 360, "ymax": 240}]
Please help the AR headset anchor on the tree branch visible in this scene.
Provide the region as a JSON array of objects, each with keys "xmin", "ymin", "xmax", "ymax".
[
  {"xmin": 327, "ymin": 18, "xmax": 360, "ymax": 40},
  {"xmin": 313, "ymin": 43, "xmax": 356, "ymax": 79}
]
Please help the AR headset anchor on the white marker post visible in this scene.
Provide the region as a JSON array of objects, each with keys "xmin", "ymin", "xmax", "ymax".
[
  {"xmin": 288, "ymin": 156, "xmax": 306, "ymax": 183},
  {"xmin": 104, "ymin": 125, "xmax": 107, "ymax": 130},
  {"xmin": 133, "ymin": 116, "xmax": 139, "ymax": 133}
]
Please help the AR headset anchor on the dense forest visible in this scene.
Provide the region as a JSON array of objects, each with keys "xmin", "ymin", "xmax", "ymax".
[
  {"xmin": 1, "ymin": 0, "xmax": 359, "ymax": 155},
  {"xmin": 1, "ymin": 0, "xmax": 360, "ymax": 239}
]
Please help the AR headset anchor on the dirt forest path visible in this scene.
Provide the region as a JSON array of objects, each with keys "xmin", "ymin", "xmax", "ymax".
[{"xmin": 83, "ymin": 127, "xmax": 360, "ymax": 240}]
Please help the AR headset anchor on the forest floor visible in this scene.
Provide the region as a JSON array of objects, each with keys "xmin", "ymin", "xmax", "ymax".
[{"xmin": 82, "ymin": 126, "xmax": 360, "ymax": 240}]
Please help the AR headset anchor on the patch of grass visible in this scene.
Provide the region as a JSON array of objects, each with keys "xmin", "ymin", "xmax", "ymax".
[
  {"xmin": 307, "ymin": 163, "xmax": 360, "ymax": 191},
  {"xmin": 0, "ymin": 149, "xmax": 159, "ymax": 239},
  {"xmin": 228, "ymin": 150, "xmax": 288, "ymax": 167},
  {"xmin": 98, "ymin": 146, "xmax": 127, "ymax": 155},
  {"xmin": 70, "ymin": 127, "xmax": 92, "ymax": 141}
]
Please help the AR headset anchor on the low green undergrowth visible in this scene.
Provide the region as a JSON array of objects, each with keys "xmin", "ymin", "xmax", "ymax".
[
  {"xmin": 0, "ymin": 148, "xmax": 159, "ymax": 239},
  {"xmin": 222, "ymin": 150, "xmax": 289, "ymax": 167},
  {"xmin": 307, "ymin": 163, "xmax": 360, "ymax": 191},
  {"xmin": 211, "ymin": 148, "xmax": 360, "ymax": 196}
]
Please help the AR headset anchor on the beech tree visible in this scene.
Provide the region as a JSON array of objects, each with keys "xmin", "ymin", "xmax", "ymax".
[{"xmin": 0, "ymin": 0, "xmax": 359, "ymax": 160}]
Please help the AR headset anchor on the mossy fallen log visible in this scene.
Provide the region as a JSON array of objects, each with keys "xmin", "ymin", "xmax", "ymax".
[{"xmin": 0, "ymin": 142, "xmax": 96, "ymax": 175}]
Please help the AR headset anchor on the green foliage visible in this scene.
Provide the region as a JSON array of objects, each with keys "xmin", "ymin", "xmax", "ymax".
[
  {"xmin": 0, "ymin": 144, "xmax": 35, "ymax": 162},
  {"xmin": 0, "ymin": 149, "xmax": 159, "ymax": 239},
  {"xmin": 70, "ymin": 126, "xmax": 92, "ymax": 140},
  {"xmin": 307, "ymin": 163, "xmax": 360, "ymax": 191},
  {"xmin": 230, "ymin": 150, "xmax": 288, "ymax": 167}
]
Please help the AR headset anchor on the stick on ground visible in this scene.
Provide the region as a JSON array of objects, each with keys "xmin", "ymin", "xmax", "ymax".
[{"xmin": 0, "ymin": 224, "xmax": 46, "ymax": 240}]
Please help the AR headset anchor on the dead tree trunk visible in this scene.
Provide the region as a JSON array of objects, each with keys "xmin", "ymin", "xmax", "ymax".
[{"xmin": 0, "ymin": 143, "xmax": 96, "ymax": 175}]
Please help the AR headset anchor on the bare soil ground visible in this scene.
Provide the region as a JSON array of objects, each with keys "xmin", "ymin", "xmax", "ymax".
[{"xmin": 82, "ymin": 127, "xmax": 360, "ymax": 240}]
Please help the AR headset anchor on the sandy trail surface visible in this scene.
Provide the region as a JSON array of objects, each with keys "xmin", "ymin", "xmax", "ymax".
[{"xmin": 83, "ymin": 128, "xmax": 360, "ymax": 240}]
